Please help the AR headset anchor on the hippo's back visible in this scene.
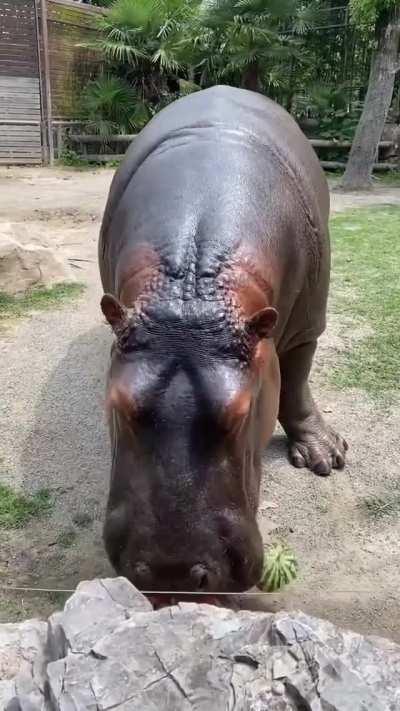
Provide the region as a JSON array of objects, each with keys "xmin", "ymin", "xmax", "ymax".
[{"xmin": 100, "ymin": 86, "xmax": 328, "ymax": 262}]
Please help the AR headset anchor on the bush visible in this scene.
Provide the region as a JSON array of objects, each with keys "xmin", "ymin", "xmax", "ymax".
[{"xmin": 80, "ymin": 75, "xmax": 151, "ymax": 137}]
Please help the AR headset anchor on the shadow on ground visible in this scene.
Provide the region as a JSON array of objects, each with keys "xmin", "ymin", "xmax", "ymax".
[{"xmin": 16, "ymin": 325, "xmax": 113, "ymax": 590}]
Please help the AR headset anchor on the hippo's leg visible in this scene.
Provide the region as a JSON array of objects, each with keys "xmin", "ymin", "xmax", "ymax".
[{"xmin": 278, "ymin": 340, "xmax": 347, "ymax": 476}]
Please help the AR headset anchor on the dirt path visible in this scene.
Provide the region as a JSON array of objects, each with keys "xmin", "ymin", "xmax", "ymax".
[{"xmin": 1, "ymin": 167, "xmax": 399, "ymax": 638}]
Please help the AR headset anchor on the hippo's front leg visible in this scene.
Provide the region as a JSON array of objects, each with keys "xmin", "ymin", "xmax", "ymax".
[{"xmin": 278, "ymin": 341, "xmax": 348, "ymax": 476}]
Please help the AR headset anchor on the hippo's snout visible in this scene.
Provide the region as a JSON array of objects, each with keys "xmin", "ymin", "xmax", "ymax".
[
  {"xmin": 125, "ymin": 558, "xmax": 226, "ymax": 594},
  {"xmin": 131, "ymin": 561, "xmax": 212, "ymax": 591},
  {"xmin": 105, "ymin": 509, "xmax": 264, "ymax": 596},
  {"xmin": 190, "ymin": 563, "xmax": 210, "ymax": 591}
]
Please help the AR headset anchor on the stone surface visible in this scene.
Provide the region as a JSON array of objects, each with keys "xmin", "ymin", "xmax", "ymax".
[
  {"xmin": 47, "ymin": 577, "xmax": 152, "ymax": 659},
  {"xmin": 2, "ymin": 578, "xmax": 400, "ymax": 710},
  {"xmin": 0, "ymin": 228, "xmax": 73, "ymax": 294},
  {"xmin": 0, "ymin": 618, "xmax": 48, "ymax": 711}
]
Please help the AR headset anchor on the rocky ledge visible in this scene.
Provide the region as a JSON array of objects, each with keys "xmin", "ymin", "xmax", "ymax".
[{"xmin": 1, "ymin": 577, "xmax": 400, "ymax": 710}]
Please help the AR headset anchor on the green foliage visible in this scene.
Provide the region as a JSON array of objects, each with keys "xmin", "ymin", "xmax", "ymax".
[
  {"xmin": 319, "ymin": 110, "xmax": 362, "ymax": 142},
  {"xmin": 93, "ymin": 0, "xmax": 195, "ymax": 79},
  {"xmin": 81, "ymin": 75, "xmax": 149, "ymax": 134},
  {"xmin": 362, "ymin": 490, "xmax": 400, "ymax": 518},
  {"xmin": 58, "ymin": 148, "xmax": 90, "ymax": 167},
  {"xmin": 81, "ymin": 0, "xmax": 314, "ymax": 131},
  {"xmin": 104, "ymin": 158, "xmax": 123, "ymax": 167},
  {"xmin": 294, "ymin": 84, "xmax": 363, "ymax": 141},
  {"xmin": 0, "ymin": 485, "xmax": 52, "ymax": 529},
  {"xmin": 259, "ymin": 543, "xmax": 298, "ymax": 591},
  {"xmin": 296, "ymin": 84, "xmax": 348, "ymax": 117},
  {"xmin": 184, "ymin": 0, "xmax": 306, "ymax": 90},
  {"xmin": 330, "ymin": 207, "xmax": 400, "ymax": 395},
  {"xmin": 350, "ymin": 0, "xmax": 397, "ymax": 25},
  {"xmin": 79, "ymin": 0, "xmax": 199, "ymax": 134},
  {"xmin": 78, "ymin": 0, "xmax": 382, "ymax": 140}
]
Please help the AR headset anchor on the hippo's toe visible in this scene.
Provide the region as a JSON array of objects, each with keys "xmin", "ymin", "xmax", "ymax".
[{"xmin": 288, "ymin": 425, "xmax": 348, "ymax": 476}]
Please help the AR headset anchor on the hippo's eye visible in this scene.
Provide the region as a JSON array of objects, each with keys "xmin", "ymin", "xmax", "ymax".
[
  {"xmin": 119, "ymin": 326, "xmax": 152, "ymax": 354},
  {"xmin": 218, "ymin": 338, "xmax": 251, "ymax": 365}
]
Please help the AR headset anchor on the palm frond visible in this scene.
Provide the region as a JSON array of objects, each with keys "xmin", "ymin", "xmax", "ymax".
[
  {"xmin": 81, "ymin": 75, "xmax": 142, "ymax": 136},
  {"xmin": 152, "ymin": 45, "xmax": 181, "ymax": 72},
  {"xmin": 96, "ymin": 38, "xmax": 149, "ymax": 65}
]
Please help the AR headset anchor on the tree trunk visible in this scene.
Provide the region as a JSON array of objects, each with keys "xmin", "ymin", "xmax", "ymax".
[
  {"xmin": 340, "ymin": 6, "xmax": 400, "ymax": 190},
  {"xmin": 241, "ymin": 61, "xmax": 261, "ymax": 92}
]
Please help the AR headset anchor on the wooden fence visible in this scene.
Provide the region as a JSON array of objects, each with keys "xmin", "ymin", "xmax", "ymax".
[
  {"xmin": 0, "ymin": 0, "xmax": 42, "ymax": 164},
  {"xmin": 46, "ymin": 0, "xmax": 102, "ymax": 120},
  {"xmin": 0, "ymin": 0, "xmax": 102, "ymax": 165},
  {"xmin": 65, "ymin": 134, "xmax": 398, "ymax": 172}
]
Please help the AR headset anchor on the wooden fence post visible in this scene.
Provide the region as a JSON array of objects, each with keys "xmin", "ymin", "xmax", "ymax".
[
  {"xmin": 33, "ymin": 0, "xmax": 47, "ymax": 164},
  {"xmin": 39, "ymin": 0, "xmax": 54, "ymax": 165}
]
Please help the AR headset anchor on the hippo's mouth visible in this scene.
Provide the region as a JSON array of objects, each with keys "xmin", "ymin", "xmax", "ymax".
[{"xmin": 147, "ymin": 593, "xmax": 230, "ymax": 610}]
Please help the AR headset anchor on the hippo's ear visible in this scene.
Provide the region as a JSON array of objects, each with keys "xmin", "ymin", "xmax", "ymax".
[
  {"xmin": 246, "ymin": 307, "xmax": 278, "ymax": 340},
  {"xmin": 101, "ymin": 294, "xmax": 129, "ymax": 332}
]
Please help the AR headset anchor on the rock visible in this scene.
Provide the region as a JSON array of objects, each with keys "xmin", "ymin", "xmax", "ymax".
[
  {"xmin": 0, "ymin": 619, "xmax": 48, "ymax": 711},
  {"xmin": 0, "ymin": 230, "xmax": 73, "ymax": 295},
  {"xmin": 2, "ymin": 578, "xmax": 400, "ymax": 710},
  {"xmin": 5, "ymin": 697, "xmax": 42, "ymax": 711},
  {"xmin": 47, "ymin": 577, "xmax": 152, "ymax": 658}
]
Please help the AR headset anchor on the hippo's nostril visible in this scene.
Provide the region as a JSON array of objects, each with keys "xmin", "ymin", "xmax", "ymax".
[
  {"xmin": 132, "ymin": 562, "xmax": 152, "ymax": 586},
  {"xmin": 190, "ymin": 564, "xmax": 209, "ymax": 591}
]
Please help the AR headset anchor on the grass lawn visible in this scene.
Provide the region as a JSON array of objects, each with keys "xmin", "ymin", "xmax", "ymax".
[
  {"xmin": 0, "ymin": 282, "xmax": 85, "ymax": 327},
  {"xmin": 329, "ymin": 206, "xmax": 400, "ymax": 396},
  {"xmin": 0, "ymin": 484, "xmax": 53, "ymax": 529},
  {"xmin": 325, "ymin": 170, "xmax": 400, "ymax": 188}
]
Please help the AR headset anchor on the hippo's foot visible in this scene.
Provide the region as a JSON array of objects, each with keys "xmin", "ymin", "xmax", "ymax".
[{"xmin": 286, "ymin": 413, "xmax": 348, "ymax": 476}]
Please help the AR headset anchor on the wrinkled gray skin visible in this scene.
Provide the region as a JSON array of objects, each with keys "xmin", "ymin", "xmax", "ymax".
[{"xmin": 98, "ymin": 86, "xmax": 347, "ymax": 596}]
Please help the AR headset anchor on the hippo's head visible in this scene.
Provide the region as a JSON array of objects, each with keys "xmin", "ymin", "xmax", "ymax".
[{"xmin": 100, "ymin": 274, "xmax": 278, "ymax": 595}]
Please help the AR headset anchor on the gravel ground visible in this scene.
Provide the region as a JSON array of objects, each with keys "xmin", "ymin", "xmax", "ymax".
[{"xmin": 0, "ymin": 167, "xmax": 399, "ymax": 638}]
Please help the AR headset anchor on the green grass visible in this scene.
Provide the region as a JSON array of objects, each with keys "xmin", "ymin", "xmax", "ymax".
[
  {"xmin": 57, "ymin": 149, "xmax": 93, "ymax": 170},
  {"xmin": 57, "ymin": 149, "xmax": 121, "ymax": 171},
  {"xmin": 0, "ymin": 484, "xmax": 53, "ymax": 529},
  {"xmin": 73, "ymin": 511, "xmax": 93, "ymax": 528},
  {"xmin": 56, "ymin": 528, "xmax": 77, "ymax": 548},
  {"xmin": 330, "ymin": 206, "xmax": 400, "ymax": 395},
  {"xmin": 325, "ymin": 170, "xmax": 400, "ymax": 189},
  {"xmin": 0, "ymin": 282, "xmax": 85, "ymax": 325},
  {"xmin": 361, "ymin": 490, "xmax": 400, "ymax": 519},
  {"xmin": 373, "ymin": 171, "xmax": 400, "ymax": 188},
  {"xmin": 47, "ymin": 590, "xmax": 70, "ymax": 608},
  {"xmin": 0, "ymin": 591, "xmax": 69, "ymax": 622},
  {"xmin": 0, "ymin": 596, "xmax": 30, "ymax": 622}
]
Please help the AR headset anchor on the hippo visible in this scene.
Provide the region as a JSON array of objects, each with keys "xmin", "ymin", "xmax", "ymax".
[{"xmin": 98, "ymin": 85, "xmax": 347, "ymax": 595}]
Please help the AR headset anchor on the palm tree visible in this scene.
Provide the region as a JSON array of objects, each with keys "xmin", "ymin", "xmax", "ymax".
[
  {"xmin": 81, "ymin": 75, "xmax": 146, "ymax": 135},
  {"xmin": 81, "ymin": 0, "xmax": 315, "ymax": 134},
  {"xmin": 185, "ymin": 0, "xmax": 312, "ymax": 93},
  {"xmin": 79, "ymin": 0, "xmax": 198, "ymax": 133},
  {"xmin": 341, "ymin": 0, "xmax": 400, "ymax": 189},
  {"xmin": 92, "ymin": 0, "xmax": 196, "ymax": 101}
]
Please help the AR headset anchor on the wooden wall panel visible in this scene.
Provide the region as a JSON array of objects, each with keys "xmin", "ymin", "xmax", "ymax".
[
  {"xmin": 0, "ymin": 0, "xmax": 103, "ymax": 162},
  {"xmin": 0, "ymin": 0, "xmax": 39, "ymax": 78},
  {"xmin": 0, "ymin": 1, "xmax": 42, "ymax": 164},
  {"xmin": 47, "ymin": 0, "xmax": 102, "ymax": 119}
]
